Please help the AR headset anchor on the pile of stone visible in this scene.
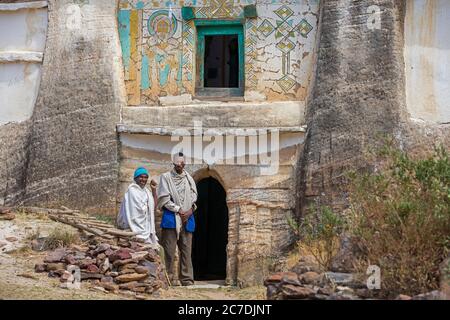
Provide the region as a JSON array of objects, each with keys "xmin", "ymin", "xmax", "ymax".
[
  {"xmin": 0, "ymin": 207, "xmax": 15, "ymax": 221},
  {"xmin": 265, "ymin": 271, "xmax": 369, "ymax": 300},
  {"xmin": 264, "ymin": 256, "xmax": 370, "ymax": 300},
  {"xmin": 265, "ymin": 255, "xmax": 450, "ymax": 300},
  {"xmin": 35, "ymin": 238, "xmax": 169, "ymax": 296}
]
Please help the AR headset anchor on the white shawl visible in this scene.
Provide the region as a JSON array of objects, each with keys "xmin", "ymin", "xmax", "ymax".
[
  {"xmin": 157, "ymin": 169, "xmax": 197, "ymax": 239},
  {"xmin": 117, "ymin": 182, "xmax": 158, "ymax": 245}
]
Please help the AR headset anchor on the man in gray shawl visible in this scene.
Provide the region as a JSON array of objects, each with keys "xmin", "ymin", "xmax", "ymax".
[{"xmin": 157, "ymin": 152, "xmax": 198, "ymax": 286}]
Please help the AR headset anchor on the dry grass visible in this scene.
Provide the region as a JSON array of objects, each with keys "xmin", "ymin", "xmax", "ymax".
[{"xmin": 347, "ymin": 143, "xmax": 450, "ymax": 297}]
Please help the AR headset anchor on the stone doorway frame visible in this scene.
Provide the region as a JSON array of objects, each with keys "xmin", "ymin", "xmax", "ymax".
[{"xmin": 191, "ymin": 167, "xmax": 239, "ymax": 285}]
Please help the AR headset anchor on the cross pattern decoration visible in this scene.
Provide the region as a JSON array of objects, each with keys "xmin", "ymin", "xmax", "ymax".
[{"xmin": 257, "ymin": 5, "xmax": 314, "ymax": 93}]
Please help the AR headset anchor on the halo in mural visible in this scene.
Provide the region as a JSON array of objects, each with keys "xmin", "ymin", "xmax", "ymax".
[{"xmin": 147, "ymin": 10, "xmax": 178, "ymax": 41}]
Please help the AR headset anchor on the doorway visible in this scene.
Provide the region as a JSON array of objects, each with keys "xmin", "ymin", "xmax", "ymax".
[{"xmin": 192, "ymin": 177, "xmax": 228, "ymax": 281}]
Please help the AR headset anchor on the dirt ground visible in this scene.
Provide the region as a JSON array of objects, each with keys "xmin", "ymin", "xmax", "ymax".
[{"xmin": 0, "ymin": 212, "xmax": 266, "ymax": 300}]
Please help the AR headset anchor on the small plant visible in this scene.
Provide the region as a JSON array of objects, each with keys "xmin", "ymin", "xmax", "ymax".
[
  {"xmin": 42, "ymin": 227, "xmax": 80, "ymax": 250},
  {"xmin": 93, "ymin": 214, "xmax": 115, "ymax": 225},
  {"xmin": 288, "ymin": 206, "xmax": 346, "ymax": 270}
]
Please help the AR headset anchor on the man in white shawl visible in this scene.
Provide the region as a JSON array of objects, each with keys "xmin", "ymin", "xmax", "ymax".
[
  {"xmin": 117, "ymin": 167, "xmax": 159, "ymax": 247},
  {"xmin": 157, "ymin": 153, "xmax": 198, "ymax": 286}
]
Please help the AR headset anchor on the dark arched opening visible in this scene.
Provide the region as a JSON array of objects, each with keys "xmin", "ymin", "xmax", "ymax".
[{"xmin": 192, "ymin": 177, "xmax": 228, "ymax": 281}]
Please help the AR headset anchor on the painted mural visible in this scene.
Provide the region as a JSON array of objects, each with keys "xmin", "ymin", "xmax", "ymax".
[{"xmin": 118, "ymin": 0, "xmax": 320, "ymax": 105}]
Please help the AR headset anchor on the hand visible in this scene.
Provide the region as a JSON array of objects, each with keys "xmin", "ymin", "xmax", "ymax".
[
  {"xmin": 150, "ymin": 179, "xmax": 158, "ymax": 190},
  {"xmin": 178, "ymin": 209, "xmax": 191, "ymax": 224}
]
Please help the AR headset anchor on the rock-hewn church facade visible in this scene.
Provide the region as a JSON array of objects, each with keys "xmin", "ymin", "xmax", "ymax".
[{"xmin": 0, "ymin": 0, "xmax": 448, "ymax": 285}]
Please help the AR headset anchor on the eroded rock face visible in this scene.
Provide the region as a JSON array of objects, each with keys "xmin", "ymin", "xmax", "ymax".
[
  {"xmin": 297, "ymin": 0, "xmax": 409, "ymax": 214},
  {"xmin": 22, "ymin": 0, "xmax": 124, "ymax": 214}
]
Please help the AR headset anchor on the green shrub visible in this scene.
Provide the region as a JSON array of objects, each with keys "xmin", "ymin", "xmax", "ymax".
[
  {"xmin": 289, "ymin": 206, "xmax": 346, "ymax": 270},
  {"xmin": 347, "ymin": 142, "xmax": 450, "ymax": 297}
]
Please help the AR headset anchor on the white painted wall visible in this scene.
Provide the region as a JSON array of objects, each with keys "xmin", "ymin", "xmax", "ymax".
[
  {"xmin": 0, "ymin": 7, "xmax": 47, "ymax": 125},
  {"xmin": 405, "ymin": 0, "xmax": 450, "ymax": 123},
  {"xmin": 120, "ymin": 131, "xmax": 304, "ymax": 163},
  {"xmin": 0, "ymin": 63, "xmax": 42, "ymax": 123},
  {"xmin": 0, "ymin": 9, "xmax": 48, "ymax": 52}
]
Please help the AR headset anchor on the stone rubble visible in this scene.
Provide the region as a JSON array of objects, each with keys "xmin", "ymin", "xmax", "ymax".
[
  {"xmin": 265, "ymin": 255, "xmax": 450, "ymax": 300},
  {"xmin": 34, "ymin": 238, "xmax": 169, "ymax": 297}
]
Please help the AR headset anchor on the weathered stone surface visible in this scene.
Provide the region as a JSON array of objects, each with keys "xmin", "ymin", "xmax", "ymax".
[
  {"xmin": 130, "ymin": 251, "xmax": 148, "ymax": 261},
  {"xmin": 115, "ymin": 273, "xmax": 148, "ymax": 283},
  {"xmin": 46, "ymin": 263, "xmax": 65, "ymax": 271},
  {"xmin": 22, "ymin": 0, "xmax": 123, "ymax": 214},
  {"xmin": 64, "ymin": 255, "xmax": 76, "ymax": 265},
  {"xmin": 94, "ymin": 244, "xmax": 111, "ymax": 255},
  {"xmin": 86, "ymin": 264, "xmax": 100, "ymax": 273},
  {"xmin": 134, "ymin": 266, "xmax": 149, "ymax": 275},
  {"xmin": 118, "ymin": 281, "xmax": 140, "ymax": 290},
  {"xmin": 281, "ymin": 272, "xmax": 301, "ymax": 286},
  {"xmin": 299, "ymin": 272, "xmax": 322, "ymax": 285},
  {"xmin": 0, "ymin": 121, "xmax": 32, "ymax": 206},
  {"xmin": 34, "ymin": 263, "xmax": 47, "ymax": 273},
  {"xmin": 297, "ymin": 0, "xmax": 408, "ymax": 214},
  {"xmin": 79, "ymin": 258, "xmax": 96, "ymax": 269},
  {"xmin": 119, "ymin": 263, "xmax": 138, "ymax": 271},
  {"xmin": 100, "ymin": 282, "xmax": 119, "ymax": 293},
  {"xmin": 109, "ymin": 249, "xmax": 133, "ymax": 263},
  {"xmin": 281, "ymin": 284, "xmax": 315, "ymax": 299},
  {"xmin": 5, "ymin": 236, "xmax": 18, "ymax": 242},
  {"xmin": 139, "ymin": 261, "xmax": 159, "ymax": 279},
  {"xmin": 100, "ymin": 258, "xmax": 110, "ymax": 273},
  {"xmin": 101, "ymin": 276, "xmax": 114, "ymax": 283},
  {"xmin": 324, "ymin": 272, "xmax": 355, "ymax": 286},
  {"xmin": 119, "ymin": 269, "xmax": 136, "ymax": 275},
  {"xmin": 80, "ymin": 272, "xmax": 103, "ymax": 280},
  {"xmin": 44, "ymin": 248, "xmax": 66, "ymax": 263}
]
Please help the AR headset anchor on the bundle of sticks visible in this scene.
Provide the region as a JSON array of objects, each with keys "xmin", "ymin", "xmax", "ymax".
[{"xmin": 16, "ymin": 206, "xmax": 139, "ymax": 240}]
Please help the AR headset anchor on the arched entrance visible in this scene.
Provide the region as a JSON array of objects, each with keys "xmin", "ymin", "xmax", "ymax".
[{"xmin": 192, "ymin": 177, "xmax": 229, "ymax": 281}]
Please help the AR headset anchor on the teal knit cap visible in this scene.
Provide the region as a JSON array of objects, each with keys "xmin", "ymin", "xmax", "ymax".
[{"xmin": 134, "ymin": 167, "xmax": 149, "ymax": 179}]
